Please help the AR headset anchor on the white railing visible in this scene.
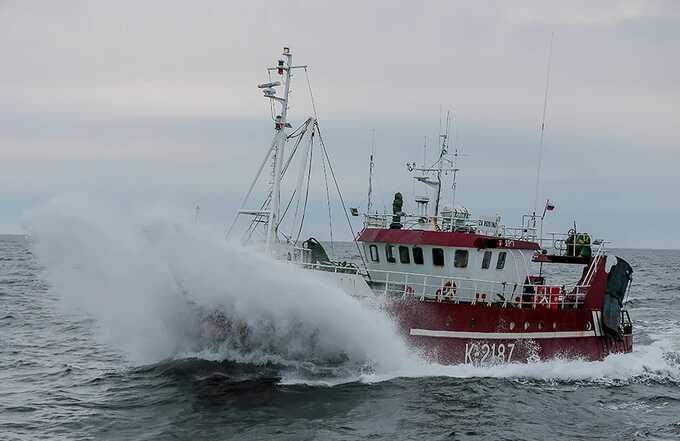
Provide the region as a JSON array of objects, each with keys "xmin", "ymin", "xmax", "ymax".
[
  {"xmin": 292, "ymin": 262, "xmax": 589, "ymax": 309},
  {"xmin": 538, "ymin": 232, "xmax": 606, "ymax": 258},
  {"xmin": 582, "ymin": 241, "xmax": 607, "ymax": 287},
  {"xmin": 362, "ymin": 213, "xmax": 537, "ymax": 241},
  {"xmin": 369, "ymin": 268, "xmax": 587, "ymax": 309}
]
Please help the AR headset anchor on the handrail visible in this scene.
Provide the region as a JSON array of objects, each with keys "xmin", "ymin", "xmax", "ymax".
[
  {"xmin": 292, "ymin": 261, "xmax": 588, "ymax": 289},
  {"xmin": 582, "ymin": 241, "xmax": 606, "ymax": 287},
  {"xmin": 289, "ymin": 261, "xmax": 589, "ymax": 308},
  {"xmin": 362, "ymin": 212, "xmax": 528, "ymax": 238}
]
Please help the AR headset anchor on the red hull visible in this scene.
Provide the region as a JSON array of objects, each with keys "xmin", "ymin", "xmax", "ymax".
[{"xmin": 386, "ymin": 298, "xmax": 632, "ymax": 364}]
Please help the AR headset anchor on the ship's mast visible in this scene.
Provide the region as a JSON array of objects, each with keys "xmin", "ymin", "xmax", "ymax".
[
  {"xmin": 433, "ymin": 124, "xmax": 448, "ymax": 218},
  {"xmin": 225, "ymin": 47, "xmax": 307, "ymax": 251},
  {"xmin": 266, "ymin": 47, "xmax": 293, "ymax": 250}
]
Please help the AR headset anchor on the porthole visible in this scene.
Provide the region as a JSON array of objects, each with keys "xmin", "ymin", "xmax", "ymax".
[
  {"xmin": 552, "ymin": 322, "xmax": 558, "ymax": 330},
  {"xmin": 509, "ymin": 321, "xmax": 516, "ymax": 331},
  {"xmin": 523, "ymin": 321, "xmax": 530, "ymax": 331},
  {"xmin": 538, "ymin": 321, "xmax": 544, "ymax": 330},
  {"xmin": 586, "ymin": 322, "xmax": 592, "ymax": 331}
]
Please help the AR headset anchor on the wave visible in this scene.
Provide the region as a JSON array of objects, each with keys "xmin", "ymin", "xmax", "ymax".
[{"xmin": 25, "ymin": 196, "xmax": 412, "ymax": 374}]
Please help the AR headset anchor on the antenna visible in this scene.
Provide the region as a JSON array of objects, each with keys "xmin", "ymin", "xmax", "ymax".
[
  {"xmin": 367, "ymin": 129, "xmax": 375, "ymax": 214},
  {"xmin": 533, "ymin": 32, "xmax": 555, "ymax": 219}
]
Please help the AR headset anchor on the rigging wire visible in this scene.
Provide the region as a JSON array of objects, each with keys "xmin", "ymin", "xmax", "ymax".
[
  {"xmin": 289, "ymin": 128, "xmax": 314, "ymax": 242},
  {"xmin": 267, "ymin": 69, "xmax": 276, "ymax": 122},
  {"xmin": 533, "ymin": 31, "xmax": 555, "ymax": 216},
  {"xmin": 320, "ymin": 134, "xmax": 335, "ymax": 256},
  {"xmin": 294, "ymin": 131, "xmax": 314, "ymax": 244},
  {"xmin": 315, "ymin": 121, "xmax": 369, "ymax": 273},
  {"xmin": 304, "ymin": 68, "xmax": 367, "ymax": 270},
  {"xmin": 304, "ymin": 67, "xmax": 338, "ymax": 256},
  {"xmin": 245, "ymin": 119, "xmax": 312, "ymax": 238},
  {"xmin": 304, "ymin": 68, "xmax": 319, "ymax": 122}
]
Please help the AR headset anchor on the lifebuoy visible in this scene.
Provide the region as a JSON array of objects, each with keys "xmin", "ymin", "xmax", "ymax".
[
  {"xmin": 404, "ymin": 285, "xmax": 414, "ymax": 296},
  {"xmin": 442, "ymin": 281, "xmax": 457, "ymax": 300}
]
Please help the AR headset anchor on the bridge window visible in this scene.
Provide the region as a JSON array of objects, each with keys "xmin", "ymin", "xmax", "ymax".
[
  {"xmin": 481, "ymin": 250, "xmax": 492, "ymax": 269},
  {"xmin": 412, "ymin": 247, "xmax": 424, "ymax": 265},
  {"xmin": 369, "ymin": 245, "xmax": 379, "ymax": 262},
  {"xmin": 385, "ymin": 245, "xmax": 396, "ymax": 263},
  {"xmin": 398, "ymin": 246, "xmax": 410, "ymax": 264},
  {"xmin": 454, "ymin": 250, "xmax": 468, "ymax": 268},
  {"xmin": 432, "ymin": 248, "xmax": 444, "ymax": 267},
  {"xmin": 496, "ymin": 251, "xmax": 507, "ymax": 269}
]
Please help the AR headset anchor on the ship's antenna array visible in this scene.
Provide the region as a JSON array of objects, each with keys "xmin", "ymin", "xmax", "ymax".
[
  {"xmin": 407, "ymin": 109, "xmax": 461, "ymax": 229},
  {"xmin": 533, "ymin": 32, "xmax": 555, "ymax": 220},
  {"xmin": 367, "ymin": 129, "xmax": 375, "ymax": 214}
]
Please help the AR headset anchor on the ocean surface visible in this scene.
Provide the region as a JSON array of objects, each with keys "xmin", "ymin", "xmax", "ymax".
[{"xmin": 2, "ymin": 228, "xmax": 680, "ymax": 440}]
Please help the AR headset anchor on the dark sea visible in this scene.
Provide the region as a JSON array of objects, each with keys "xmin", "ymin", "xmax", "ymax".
[{"xmin": 2, "ymin": 230, "xmax": 680, "ymax": 441}]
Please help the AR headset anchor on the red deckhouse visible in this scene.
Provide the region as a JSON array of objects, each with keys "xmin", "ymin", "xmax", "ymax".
[{"xmin": 232, "ymin": 47, "xmax": 634, "ymax": 365}]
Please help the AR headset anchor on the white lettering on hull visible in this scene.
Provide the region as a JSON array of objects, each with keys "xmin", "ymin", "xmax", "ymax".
[
  {"xmin": 410, "ymin": 329, "xmax": 597, "ymax": 339},
  {"xmin": 464, "ymin": 342, "xmax": 516, "ymax": 364}
]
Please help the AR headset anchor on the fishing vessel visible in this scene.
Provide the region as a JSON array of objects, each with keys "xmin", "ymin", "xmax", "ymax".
[{"xmin": 228, "ymin": 47, "xmax": 634, "ymax": 365}]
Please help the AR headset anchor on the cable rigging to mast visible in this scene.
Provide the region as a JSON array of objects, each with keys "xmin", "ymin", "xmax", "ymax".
[
  {"xmin": 226, "ymin": 47, "xmax": 367, "ymax": 272},
  {"xmin": 533, "ymin": 32, "xmax": 555, "ymax": 224}
]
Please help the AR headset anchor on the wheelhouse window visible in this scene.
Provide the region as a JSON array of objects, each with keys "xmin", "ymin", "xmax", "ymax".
[
  {"xmin": 432, "ymin": 248, "xmax": 444, "ymax": 267},
  {"xmin": 369, "ymin": 245, "xmax": 379, "ymax": 262},
  {"xmin": 399, "ymin": 246, "xmax": 410, "ymax": 264},
  {"xmin": 385, "ymin": 245, "xmax": 396, "ymax": 263},
  {"xmin": 481, "ymin": 250, "xmax": 492, "ymax": 269},
  {"xmin": 412, "ymin": 247, "xmax": 424, "ymax": 265},
  {"xmin": 454, "ymin": 250, "xmax": 468, "ymax": 268},
  {"xmin": 496, "ymin": 251, "xmax": 507, "ymax": 269}
]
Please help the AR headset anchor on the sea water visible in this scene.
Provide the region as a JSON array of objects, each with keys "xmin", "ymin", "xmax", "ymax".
[{"xmin": 1, "ymin": 199, "xmax": 679, "ymax": 440}]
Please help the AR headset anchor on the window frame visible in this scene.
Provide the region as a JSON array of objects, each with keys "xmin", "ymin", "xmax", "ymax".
[
  {"xmin": 481, "ymin": 250, "xmax": 492, "ymax": 269},
  {"xmin": 412, "ymin": 246, "xmax": 424, "ymax": 265},
  {"xmin": 454, "ymin": 249, "xmax": 469, "ymax": 268},
  {"xmin": 385, "ymin": 244, "xmax": 396, "ymax": 263},
  {"xmin": 432, "ymin": 248, "xmax": 445, "ymax": 267},
  {"xmin": 496, "ymin": 251, "xmax": 507, "ymax": 270},
  {"xmin": 369, "ymin": 244, "xmax": 380, "ymax": 262},
  {"xmin": 398, "ymin": 245, "xmax": 410, "ymax": 264}
]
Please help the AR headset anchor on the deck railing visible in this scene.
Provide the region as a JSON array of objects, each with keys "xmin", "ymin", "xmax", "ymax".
[
  {"xmin": 362, "ymin": 213, "xmax": 537, "ymax": 240},
  {"xmin": 292, "ymin": 262, "xmax": 589, "ymax": 309}
]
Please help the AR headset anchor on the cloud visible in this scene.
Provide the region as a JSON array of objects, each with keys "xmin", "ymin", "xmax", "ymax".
[{"xmin": 0, "ymin": 1, "xmax": 678, "ymax": 247}]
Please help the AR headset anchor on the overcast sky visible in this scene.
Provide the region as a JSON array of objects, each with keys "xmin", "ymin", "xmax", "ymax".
[{"xmin": 1, "ymin": 1, "xmax": 678, "ymax": 248}]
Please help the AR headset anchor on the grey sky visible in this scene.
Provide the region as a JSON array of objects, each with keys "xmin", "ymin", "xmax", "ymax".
[{"xmin": 1, "ymin": 1, "xmax": 678, "ymax": 248}]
